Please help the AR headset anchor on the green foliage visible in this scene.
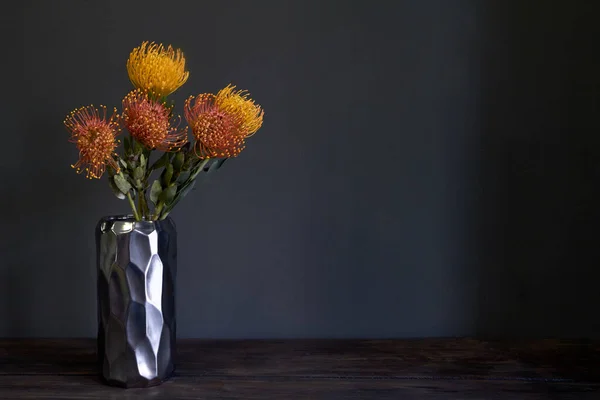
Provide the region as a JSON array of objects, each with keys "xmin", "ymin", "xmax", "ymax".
[
  {"xmin": 158, "ymin": 184, "xmax": 177, "ymax": 204},
  {"xmin": 172, "ymin": 151, "xmax": 185, "ymax": 172},
  {"xmin": 161, "ymin": 163, "xmax": 174, "ymax": 187},
  {"xmin": 150, "ymin": 152, "xmax": 170, "ymax": 171},
  {"xmin": 149, "ymin": 180, "xmax": 162, "ymax": 205},
  {"xmin": 111, "ymin": 138, "xmax": 231, "ymax": 220},
  {"xmin": 133, "ymin": 166, "xmax": 144, "ymax": 181},
  {"xmin": 113, "ymin": 173, "xmax": 132, "ymax": 194},
  {"xmin": 133, "ymin": 139, "xmax": 144, "ymax": 155},
  {"xmin": 108, "ymin": 176, "xmax": 126, "ymax": 200}
]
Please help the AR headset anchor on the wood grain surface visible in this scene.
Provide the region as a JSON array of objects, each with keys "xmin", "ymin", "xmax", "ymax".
[{"xmin": 1, "ymin": 339, "xmax": 599, "ymax": 399}]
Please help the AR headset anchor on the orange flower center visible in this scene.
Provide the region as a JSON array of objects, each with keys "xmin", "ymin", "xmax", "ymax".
[
  {"xmin": 192, "ymin": 111, "xmax": 245, "ymax": 158},
  {"xmin": 76, "ymin": 126, "xmax": 118, "ymax": 168},
  {"xmin": 122, "ymin": 89, "xmax": 187, "ymax": 151},
  {"xmin": 126, "ymin": 103, "xmax": 170, "ymax": 148}
]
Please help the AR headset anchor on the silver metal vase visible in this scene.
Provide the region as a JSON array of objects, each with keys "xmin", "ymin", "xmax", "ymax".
[{"xmin": 96, "ymin": 215, "xmax": 177, "ymax": 388}]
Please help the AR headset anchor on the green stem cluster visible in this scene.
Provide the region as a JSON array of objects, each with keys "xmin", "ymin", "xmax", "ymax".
[{"xmin": 108, "ymin": 136, "xmax": 221, "ymax": 222}]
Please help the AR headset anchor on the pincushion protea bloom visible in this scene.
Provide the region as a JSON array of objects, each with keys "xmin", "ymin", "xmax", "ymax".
[
  {"xmin": 64, "ymin": 105, "xmax": 120, "ymax": 179},
  {"xmin": 127, "ymin": 41, "xmax": 189, "ymax": 98},
  {"xmin": 184, "ymin": 85, "xmax": 264, "ymax": 158},
  {"xmin": 215, "ymin": 85, "xmax": 264, "ymax": 136},
  {"xmin": 122, "ymin": 89, "xmax": 188, "ymax": 151}
]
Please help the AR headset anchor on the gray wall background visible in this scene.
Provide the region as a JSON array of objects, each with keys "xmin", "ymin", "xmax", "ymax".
[{"xmin": 2, "ymin": 0, "xmax": 600, "ymax": 338}]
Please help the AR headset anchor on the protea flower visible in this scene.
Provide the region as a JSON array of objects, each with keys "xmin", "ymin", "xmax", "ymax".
[
  {"xmin": 214, "ymin": 85, "xmax": 264, "ymax": 136},
  {"xmin": 64, "ymin": 105, "xmax": 120, "ymax": 179},
  {"xmin": 184, "ymin": 85, "xmax": 264, "ymax": 158},
  {"xmin": 121, "ymin": 89, "xmax": 188, "ymax": 151},
  {"xmin": 127, "ymin": 41, "xmax": 189, "ymax": 98}
]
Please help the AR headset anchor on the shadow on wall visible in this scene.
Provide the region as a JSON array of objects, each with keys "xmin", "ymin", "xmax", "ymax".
[{"xmin": 473, "ymin": 1, "xmax": 600, "ymax": 338}]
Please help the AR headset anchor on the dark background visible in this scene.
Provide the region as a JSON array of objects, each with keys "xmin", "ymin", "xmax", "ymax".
[{"xmin": 1, "ymin": 0, "xmax": 599, "ymax": 338}]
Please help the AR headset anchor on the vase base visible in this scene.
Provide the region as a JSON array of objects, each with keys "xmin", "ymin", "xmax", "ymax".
[{"xmin": 100, "ymin": 368, "xmax": 175, "ymax": 388}]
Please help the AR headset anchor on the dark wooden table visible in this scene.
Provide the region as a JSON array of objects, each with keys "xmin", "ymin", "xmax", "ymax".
[{"xmin": 1, "ymin": 339, "xmax": 599, "ymax": 399}]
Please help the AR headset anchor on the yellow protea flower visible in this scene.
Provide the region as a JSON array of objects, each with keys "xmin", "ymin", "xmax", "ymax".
[
  {"xmin": 126, "ymin": 41, "xmax": 189, "ymax": 97},
  {"xmin": 214, "ymin": 84, "xmax": 264, "ymax": 136}
]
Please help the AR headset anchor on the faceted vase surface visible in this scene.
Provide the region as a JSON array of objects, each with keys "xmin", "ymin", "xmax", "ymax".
[{"xmin": 96, "ymin": 215, "xmax": 177, "ymax": 388}]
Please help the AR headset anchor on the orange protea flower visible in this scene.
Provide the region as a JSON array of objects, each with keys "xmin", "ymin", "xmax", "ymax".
[
  {"xmin": 127, "ymin": 41, "xmax": 189, "ymax": 98},
  {"xmin": 64, "ymin": 105, "xmax": 120, "ymax": 179},
  {"xmin": 121, "ymin": 89, "xmax": 188, "ymax": 151},
  {"xmin": 184, "ymin": 94, "xmax": 245, "ymax": 158},
  {"xmin": 184, "ymin": 85, "xmax": 264, "ymax": 159}
]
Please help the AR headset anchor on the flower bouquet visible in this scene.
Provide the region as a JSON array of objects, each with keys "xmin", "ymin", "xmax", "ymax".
[{"xmin": 64, "ymin": 41, "xmax": 264, "ymax": 388}]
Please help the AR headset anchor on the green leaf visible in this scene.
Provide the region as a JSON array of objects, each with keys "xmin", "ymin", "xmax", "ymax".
[
  {"xmin": 176, "ymin": 171, "xmax": 191, "ymax": 185},
  {"xmin": 149, "ymin": 180, "xmax": 162, "ymax": 204},
  {"xmin": 123, "ymin": 136, "xmax": 131, "ymax": 154},
  {"xmin": 134, "ymin": 139, "xmax": 143, "ymax": 154},
  {"xmin": 182, "ymin": 144, "xmax": 194, "ymax": 169},
  {"xmin": 113, "ymin": 174, "xmax": 132, "ymax": 194},
  {"xmin": 177, "ymin": 179, "xmax": 196, "ymax": 199},
  {"xmin": 158, "ymin": 184, "xmax": 177, "ymax": 205},
  {"xmin": 139, "ymin": 154, "xmax": 146, "ymax": 168},
  {"xmin": 160, "ymin": 180, "xmax": 195, "ymax": 218},
  {"xmin": 119, "ymin": 159, "xmax": 128, "ymax": 170},
  {"xmin": 108, "ymin": 177, "xmax": 126, "ymax": 200},
  {"xmin": 172, "ymin": 151, "xmax": 185, "ymax": 172},
  {"xmin": 133, "ymin": 166, "xmax": 144, "ymax": 181},
  {"xmin": 211, "ymin": 158, "xmax": 228, "ymax": 172},
  {"xmin": 161, "ymin": 163, "xmax": 174, "ymax": 187},
  {"xmin": 150, "ymin": 152, "xmax": 170, "ymax": 170},
  {"xmin": 189, "ymin": 161, "xmax": 205, "ymax": 181}
]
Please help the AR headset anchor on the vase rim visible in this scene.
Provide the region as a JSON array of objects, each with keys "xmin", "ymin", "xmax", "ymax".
[{"xmin": 99, "ymin": 214, "xmax": 172, "ymax": 224}]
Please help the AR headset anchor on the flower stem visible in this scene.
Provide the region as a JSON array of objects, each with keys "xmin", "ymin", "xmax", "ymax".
[
  {"xmin": 153, "ymin": 201, "xmax": 164, "ymax": 221},
  {"xmin": 142, "ymin": 149, "xmax": 152, "ymax": 218},
  {"xmin": 127, "ymin": 192, "xmax": 141, "ymax": 221},
  {"xmin": 142, "ymin": 192, "xmax": 151, "ymax": 219},
  {"xmin": 137, "ymin": 192, "xmax": 144, "ymax": 219}
]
